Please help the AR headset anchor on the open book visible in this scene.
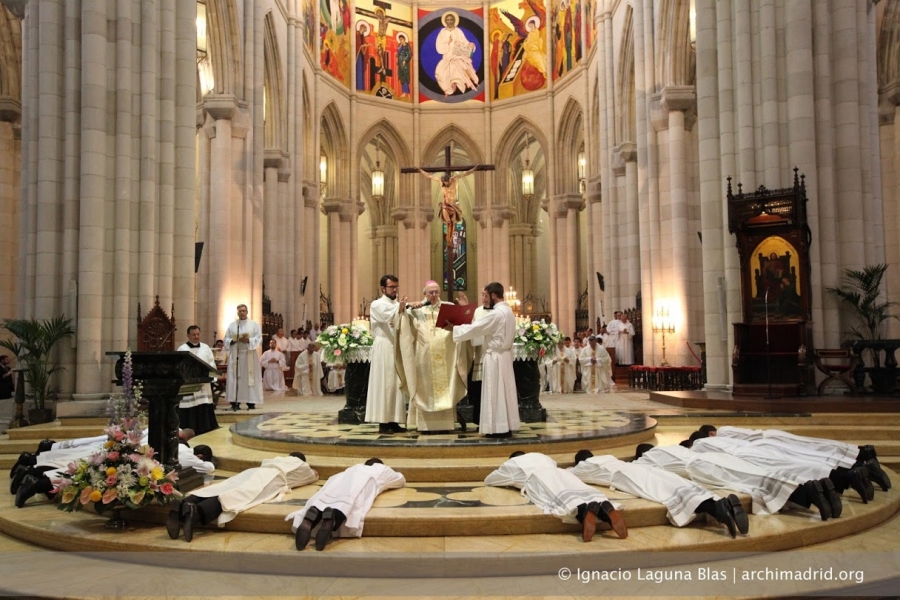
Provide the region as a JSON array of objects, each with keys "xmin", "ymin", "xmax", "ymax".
[{"xmin": 435, "ymin": 303, "xmax": 476, "ymax": 327}]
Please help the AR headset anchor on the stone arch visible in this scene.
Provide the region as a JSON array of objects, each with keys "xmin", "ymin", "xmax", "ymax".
[
  {"xmin": 615, "ymin": 4, "xmax": 636, "ymax": 144},
  {"xmin": 878, "ymin": 0, "xmax": 900, "ymax": 98},
  {"xmin": 320, "ymin": 101, "xmax": 348, "ymax": 199},
  {"xmin": 356, "ymin": 120, "xmax": 413, "ymax": 226},
  {"xmin": 655, "ymin": 0, "xmax": 694, "ymax": 88},
  {"xmin": 0, "ymin": 5, "xmax": 22, "ymax": 105},
  {"xmin": 420, "ymin": 124, "xmax": 486, "ymax": 211},
  {"xmin": 556, "ymin": 97, "xmax": 584, "ymax": 194},
  {"xmin": 204, "ymin": 0, "xmax": 243, "ymax": 97},
  {"xmin": 494, "ymin": 118, "xmax": 548, "ymax": 224},
  {"xmin": 263, "ymin": 11, "xmax": 286, "ymax": 151}
]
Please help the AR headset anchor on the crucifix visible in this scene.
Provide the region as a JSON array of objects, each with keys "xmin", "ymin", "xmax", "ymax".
[{"xmin": 401, "ymin": 145, "xmax": 495, "ymax": 301}]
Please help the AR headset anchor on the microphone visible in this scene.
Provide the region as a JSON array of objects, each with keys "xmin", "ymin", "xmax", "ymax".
[{"xmin": 406, "ymin": 300, "xmax": 431, "ymax": 310}]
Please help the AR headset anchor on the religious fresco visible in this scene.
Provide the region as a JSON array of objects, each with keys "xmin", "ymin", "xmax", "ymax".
[
  {"xmin": 320, "ymin": 0, "xmax": 352, "ymax": 87},
  {"xmin": 304, "ymin": 0, "xmax": 316, "ymax": 54},
  {"xmin": 551, "ymin": 0, "xmax": 582, "ymax": 81},
  {"xmin": 354, "ymin": 0, "xmax": 414, "ymax": 101},
  {"xmin": 750, "ymin": 236, "xmax": 803, "ymax": 320},
  {"xmin": 418, "ymin": 7, "xmax": 485, "ymax": 103},
  {"xmin": 488, "ymin": 0, "xmax": 548, "ymax": 101},
  {"xmin": 586, "ymin": 0, "xmax": 597, "ymax": 50}
]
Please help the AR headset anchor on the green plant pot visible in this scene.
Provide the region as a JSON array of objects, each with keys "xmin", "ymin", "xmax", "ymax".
[{"xmin": 27, "ymin": 408, "xmax": 53, "ymax": 425}]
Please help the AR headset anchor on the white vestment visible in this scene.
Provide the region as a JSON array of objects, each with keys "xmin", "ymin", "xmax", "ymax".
[
  {"xmin": 453, "ymin": 301, "xmax": 520, "ymax": 434},
  {"xmin": 692, "ymin": 436, "xmax": 835, "ymax": 480},
  {"xmin": 578, "ymin": 344, "xmax": 613, "ymax": 393},
  {"xmin": 485, "ymin": 453, "xmax": 616, "ymax": 524},
  {"xmin": 190, "ymin": 456, "xmax": 317, "ymax": 526},
  {"xmin": 293, "ymin": 349, "xmax": 324, "ymax": 396},
  {"xmin": 395, "ymin": 302, "xmax": 467, "ymax": 431},
  {"xmin": 716, "ymin": 426, "xmax": 858, "ymax": 469},
  {"xmin": 286, "ymin": 463, "xmax": 406, "ymax": 538},
  {"xmin": 541, "ymin": 352, "xmax": 555, "ymax": 393},
  {"xmin": 434, "ymin": 26, "xmax": 479, "ymax": 95},
  {"xmin": 365, "ymin": 295, "xmax": 406, "ymax": 423},
  {"xmin": 272, "ymin": 335, "xmax": 291, "ymax": 353},
  {"xmin": 607, "ymin": 319, "xmax": 636, "ymax": 365},
  {"xmin": 224, "ymin": 318, "xmax": 264, "ymax": 406},
  {"xmin": 572, "ymin": 455, "xmax": 717, "ymax": 527},
  {"xmin": 175, "ymin": 342, "xmax": 217, "ymax": 408},
  {"xmin": 260, "ymin": 349, "xmax": 289, "ymax": 392},
  {"xmin": 327, "ymin": 363, "xmax": 346, "ymax": 392}
]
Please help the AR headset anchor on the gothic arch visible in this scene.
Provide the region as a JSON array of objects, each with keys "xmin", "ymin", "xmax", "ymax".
[
  {"xmin": 320, "ymin": 102, "xmax": 348, "ymax": 199},
  {"xmin": 0, "ymin": 5, "xmax": 21, "ymax": 103},
  {"xmin": 655, "ymin": 0, "xmax": 694, "ymax": 88},
  {"xmin": 420, "ymin": 125, "xmax": 486, "ymax": 210},
  {"xmin": 494, "ymin": 118, "xmax": 548, "ymax": 224},
  {"xmin": 615, "ymin": 4, "xmax": 636, "ymax": 144},
  {"xmin": 878, "ymin": 0, "xmax": 900, "ymax": 96},
  {"xmin": 263, "ymin": 11, "xmax": 286, "ymax": 151},
  {"xmin": 204, "ymin": 0, "xmax": 243, "ymax": 97},
  {"xmin": 556, "ymin": 97, "xmax": 584, "ymax": 194},
  {"xmin": 356, "ymin": 120, "xmax": 413, "ymax": 226}
]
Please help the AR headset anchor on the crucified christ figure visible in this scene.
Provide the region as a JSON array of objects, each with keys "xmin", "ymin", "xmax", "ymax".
[{"xmin": 416, "ymin": 165, "xmax": 479, "ymax": 243}]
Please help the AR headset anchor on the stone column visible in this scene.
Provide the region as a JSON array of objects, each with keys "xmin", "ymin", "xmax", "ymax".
[
  {"xmin": 509, "ymin": 223, "xmax": 532, "ymax": 294},
  {"xmin": 263, "ymin": 158, "xmax": 280, "ymax": 311},
  {"xmin": 323, "ymin": 199, "xmax": 343, "ymax": 322},
  {"xmin": 0, "ymin": 107, "xmax": 20, "ymax": 323}
]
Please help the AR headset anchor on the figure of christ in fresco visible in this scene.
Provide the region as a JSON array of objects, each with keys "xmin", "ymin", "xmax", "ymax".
[
  {"xmin": 434, "ymin": 12, "xmax": 479, "ymax": 96},
  {"xmin": 397, "ymin": 34, "xmax": 412, "ymax": 97},
  {"xmin": 417, "ymin": 166, "xmax": 480, "ymax": 243}
]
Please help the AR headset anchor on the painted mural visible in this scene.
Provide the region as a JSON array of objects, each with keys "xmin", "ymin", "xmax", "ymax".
[
  {"xmin": 586, "ymin": 0, "xmax": 597, "ymax": 51},
  {"xmin": 552, "ymin": 0, "xmax": 582, "ymax": 81},
  {"xmin": 488, "ymin": 0, "xmax": 548, "ymax": 100},
  {"xmin": 354, "ymin": 0, "xmax": 414, "ymax": 101},
  {"xmin": 320, "ymin": 0, "xmax": 351, "ymax": 86},
  {"xmin": 418, "ymin": 7, "xmax": 485, "ymax": 103},
  {"xmin": 304, "ymin": 0, "xmax": 316, "ymax": 54}
]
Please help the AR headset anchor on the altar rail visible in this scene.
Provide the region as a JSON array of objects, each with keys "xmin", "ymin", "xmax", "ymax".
[
  {"xmin": 849, "ymin": 339, "xmax": 900, "ymax": 395},
  {"xmin": 629, "ymin": 365, "xmax": 703, "ymax": 391}
]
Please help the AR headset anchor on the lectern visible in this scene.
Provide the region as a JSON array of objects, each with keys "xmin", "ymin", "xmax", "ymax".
[{"xmin": 107, "ymin": 351, "xmax": 218, "ymax": 491}]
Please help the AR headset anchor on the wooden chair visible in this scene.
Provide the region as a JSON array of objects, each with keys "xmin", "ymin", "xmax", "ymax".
[
  {"xmin": 137, "ymin": 296, "xmax": 176, "ymax": 351},
  {"xmin": 813, "ymin": 349, "xmax": 859, "ymax": 396}
]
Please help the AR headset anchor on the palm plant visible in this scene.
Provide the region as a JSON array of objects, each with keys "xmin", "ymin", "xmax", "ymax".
[
  {"xmin": 827, "ymin": 264, "xmax": 898, "ymax": 341},
  {"xmin": 0, "ymin": 316, "xmax": 75, "ymax": 410}
]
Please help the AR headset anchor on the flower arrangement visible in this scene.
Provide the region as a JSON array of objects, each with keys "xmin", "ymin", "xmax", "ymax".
[
  {"xmin": 317, "ymin": 323, "xmax": 374, "ymax": 363},
  {"xmin": 53, "ymin": 349, "xmax": 181, "ymax": 514},
  {"xmin": 515, "ymin": 320, "xmax": 563, "ymax": 357}
]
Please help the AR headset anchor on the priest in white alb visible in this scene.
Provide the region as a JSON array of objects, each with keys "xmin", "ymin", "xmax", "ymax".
[
  {"xmin": 176, "ymin": 325, "xmax": 220, "ymax": 434},
  {"xmin": 395, "ymin": 280, "xmax": 468, "ymax": 433},
  {"xmin": 293, "ymin": 343, "xmax": 324, "ymax": 396},
  {"xmin": 365, "ymin": 275, "xmax": 407, "ymax": 434},
  {"xmin": 607, "ymin": 311, "xmax": 636, "ymax": 365},
  {"xmin": 260, "ymin": 339, "xmax": 289, "ymax": 392},
  {"xmin": 448, "ymin": 282, "xmax": 519, "ymax": 438},
  {"xmin": 579, "ymin": 335, "xmax": 613, "ymax": 393},
  {"xmin": 224, "ymin": 303, "xmax": 264, "ymax": 411}
]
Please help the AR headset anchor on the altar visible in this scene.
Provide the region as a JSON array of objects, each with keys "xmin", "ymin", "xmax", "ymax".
[{"xmin": 333, "ymin": 345, "xmax": 546, "ymax": 425}]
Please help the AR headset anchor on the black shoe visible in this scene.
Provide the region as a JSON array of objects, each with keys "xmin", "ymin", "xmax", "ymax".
[
  {"xmin": 388, "ymin": 422, "xmax": 407, "ymax": 433},
  {"xmin": 848, "ymin": 467, "xmax": 874, "ymax": 503},
  {"xmin": 865, "ymin": 459, "xmax": 891, "ymax": 491},
  {"xmin": 594, "ymin": 500, "xmax": 628, "ymax": 539},
  {"xmin": 804, "ymin": 480, "xmax": 831, "ymax": 521},
  {"xmin": 378, "ymin": 424, "xmax": 393, "ymax": 434},
  {"xmin": 726, "ymin": 494, "xmax": 749, "ymax": 535},
  {"xmin": 182, "ymin": 503, "xmax": 200, "ymax": 542},
  {"xmin": 10, "ymin": 465, "xmax": 29, "ymax": 495},
  {"xmin": 37, "ymin": 439, "xmax": 55, "ymax": 453},
  {"xmin": 315, "ymin": 507, "xmax": 336, "ymax": 551},
  {"xmin": 295, "ymin": 506, "xmax": 322, "ymax": 551},
  {"xmin": 247, "ymin": 404, "xmax": 255, "ymax": 411},
  {"xmin": 166, "ymin": 501, "xmax": 184, "ymax": 540},
  {"xmin": 15, "ymin": 475, "xmax": 39, "ymax": 508},
  {"xmin": 231, "ymin": 403, "xmax": 239, "ymax": 412},
  {"xmin": 821, "ymin": 479, "xmax": 842, "ymax": 519},
  {"xmin": 485, "ymin": 431, "xmax": 513, "ymax": 439},
  {"xmin": 457, "ymin": 411, "xmax": 467, "ymax": 433},
  {"xmin": 10, "ymin": 452, "xmax": 36, "ymax": 478},
  {"xmin": 711, "ymin": 498, "xmax": 738, "ymax": 538},
  {"xmin": 857, "ymin": 444, "xmax": 877, "ymax": 462}
]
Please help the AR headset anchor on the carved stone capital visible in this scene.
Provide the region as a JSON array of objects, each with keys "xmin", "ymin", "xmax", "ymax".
[
  {"xmin": 615, "ymin": 141, "xmax": 637, "ymax": 163},
  {"xmin": 263, "ymin": 149, "xmax": 287, "ymax": 171},
  {"xmin": 303, "ymin": 181, "xmax": 319, "ymax": 207},
  {"xmin": 0, "ymin": 97, "xmax": 21, "ymax": 123},
  {"xmin": 490, "ymin": 204, "xmax": 516, "ymax": 228},
  {"xmin": 660, "ymin": 85, "xmax": 696, "ymax": 112},
  {"xmin": 584, "ymin": 177, "xmax": 602, "ymax": 203},
  {"xmin": 321, "ymin": 199, "xmax": 343, "ymax": 215},
  {"xmin": 375, "ymin": 224, "xmax": 398, "ymax": 238},
  {"xmin": 278, "ymin": 166, "xmax": 292, "ymax": 182},
  {"xmin": 509, "ymin": 223, "xmax": 534, "ymax": 237},
  {"xmin": 471, "ymin": 205, "xmax": 487, "ymax": 223},
  {"xmin": 0, "ymin": 0, "xmax": 27, "ymax": 19},
  {"xmin": 202, "ymin": 94, "xmax": 240, "ymax": 121}
]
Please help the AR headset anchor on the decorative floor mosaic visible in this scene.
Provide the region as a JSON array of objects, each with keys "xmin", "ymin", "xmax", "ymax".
[{"xmin": 230, "ymin": 410, "xmax": 656, "ymax": 447}]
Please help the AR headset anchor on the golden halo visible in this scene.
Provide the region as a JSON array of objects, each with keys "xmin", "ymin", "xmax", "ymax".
[{"xmin": 442, "ymin": 10, "xmax": 460, "ymax": 28}]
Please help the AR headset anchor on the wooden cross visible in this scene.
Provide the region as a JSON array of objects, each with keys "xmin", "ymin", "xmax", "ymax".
[{"xmin": 402, "ymin": 145, "xmax": 495, "ymax": 301}]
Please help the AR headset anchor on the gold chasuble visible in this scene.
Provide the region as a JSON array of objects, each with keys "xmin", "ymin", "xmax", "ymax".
[{"xmin": 395, "ymin": 303, "xmax": 468, "ymax": 431}]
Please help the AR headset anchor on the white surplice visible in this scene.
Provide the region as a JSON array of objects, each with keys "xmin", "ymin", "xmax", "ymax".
[
  {"xmin": 176, "ymin": 342, "xmax": 217, "ymax": 408},
  {"xmin": 364, "ymin": 295, "xmax": 406, "ymax": 423},
  {"xmin": 224, "ymin": 318, "xmax": 264, "ymax": 406},
  {"xmin": 293, "ymin": 349, "xmax": 324, "ymax": 396},
  {"xmin": 606, "ymin": 319, "xmax": 636, "ymax": 365},
  {"xmin": 260, "ymin": 349, "xmax": 289, "ymax": 392},
  {"xmin": 578, "ymin": 343, "xmax": 613, "ymax": 393}
]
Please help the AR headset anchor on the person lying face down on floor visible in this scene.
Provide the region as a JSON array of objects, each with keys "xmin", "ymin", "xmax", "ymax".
[
  {"xmin": 570, "ymin": 450, "xmax": 748, "ymax": 538},
  {"xmin": 11, "ymin": 444, "xmax": 216, "ymax": 509},
  {"xmin": 287, "ymin": 458, "xmax": 406, "ymax": 551},
  {"xmin": 484, "ymin": 451, "xmax": 627, "ymax": 542},
  {"xmin": 167, "ymin": 452, "xmax": 317, "ymax": 542},
  {"xmin": 634, "ymin": 441, "xmax": 854, "ymax": 523}
]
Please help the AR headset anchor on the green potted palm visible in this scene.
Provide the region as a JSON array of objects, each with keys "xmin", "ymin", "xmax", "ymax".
[{"xmin": 0, "ymin": 316, "xmax": 75, "ymax": 424}]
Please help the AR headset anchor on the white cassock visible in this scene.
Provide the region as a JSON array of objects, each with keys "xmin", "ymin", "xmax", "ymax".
[
  {"xmin": 224, "ymin": 318, "xmax": 264, "ymax": 406},
  {"xmin": 272, "ymin": 335, "xmax": 291, "ymax": 354},
  {"xmin": 571, "ymin": 455, "xmax": 717, "ymax": 527},
  {"xmin": 578, "ymin": 344, "xmax": 613, "ymax": 393},
  {"xmin": 485, "ymin": 453, "xmax": 617, "ymax": 524},
  {"xmin": 293, "ymin": 349, "xmax": 324, "ymax": 396},
  {"xmin": 637, "ymin": 445, "xmax": 801, "ymax": 515},
  {"xmin": 260, "ymin": 349, "xmax": 289, "ymax": 392},
  {"xmin": 692, "ymin": 436, "xmax": 839, "ymax": 481},
  {"xmin": 601, "ymin": 333, "xmax": 616, "ymax": 349},
  {"xmin": 175, "ymin": 342, "xmax": 217, "ymax": 408},
  {"xmin": 327, "ymin": 363, "xmax": 346, "ymax": 392},
  {"xmin": 396, "ymin": 301, "xmax": 467, "ymax": 431},
  {"xmin": 286, "ymin": 463, "xmax": 406, "ymax": 538},
  {"xmin": 365, "ymin": 295, "xmax": 406, "ymax": 423},
  {"xmin": 542, "ymin": 352, "xmax": 556, "ymax": 393},
  {"xmin": 557, "ymin": 346, "xmax": 577, "ymax": 393},
  {"xmin": 453, "ymin": 301, "xmax": 520, "ymax": 435},
  {"xmin": 190, "ymin": 456, "xmax": 317, "ymax": 526},
  {"xmin": 607, "ymin": 319, "xmax": 636, "ymax": 365},
  {"xmin": 716, "ymin": 426, "xmax": 858, "ymax": 469}
]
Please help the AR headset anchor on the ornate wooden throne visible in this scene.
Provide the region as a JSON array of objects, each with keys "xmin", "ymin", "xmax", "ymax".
[
  {"xmin": 727, "ymin": 169, "xmax": 815, "ymax": 396},
  {"xmin": 137, "ymin": 296, "xmax": 176, "ymax": 351}
]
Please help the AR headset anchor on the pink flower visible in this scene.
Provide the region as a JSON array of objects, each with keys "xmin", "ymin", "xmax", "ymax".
[
  {"xmin": 159, "ymin": 482, "xmax": 175, "ymax": 495},
  {"xmin": 149, "ymin": 481, "xmax": 159, "ymax": 491},
  {"xmin": 165, "ymin": 470, "xmax": 179, "ymax": 482},
  {"xmin": 102, "ymin": 488, "xmax": 119, "ymax": 504},
  {"xmin": 114, "ymin": 430, "xmax": 125, "ymax": 442},
  {"xmin": 106, "ymin": 475, "xmax": 117, "ymax": 486},
  {"xmin": 66, "ymin": 462, "xmax": 78, "ymax": 474},
  {"xmin": 80, "ymin": 487, "xmax": 94, "ymax": 505},
  {"xmin": 518, "ymin": 328, "xmax": 526, "ymax": 336},
  {"xmin": 539, "ymin": 348, "xmax": 546, "ymax": 357},
  {"xmin": 334, "ymin": 349, "xmax": 342, "ymax": 356},
  {"xmin": 107, "ymin": 451, "xmax": 119, "ymax": 461}
]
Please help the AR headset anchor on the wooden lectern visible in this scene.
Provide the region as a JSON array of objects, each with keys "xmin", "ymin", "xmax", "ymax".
[{"xmin": 107, "ymin": 351, "xmax": 219, "ymax": 492}]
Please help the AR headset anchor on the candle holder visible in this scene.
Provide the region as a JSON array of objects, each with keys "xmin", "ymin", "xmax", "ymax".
[{"xmin": 652, "ymin": 307, "xmax": 676, "ymax": 367}]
